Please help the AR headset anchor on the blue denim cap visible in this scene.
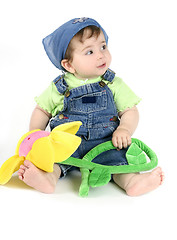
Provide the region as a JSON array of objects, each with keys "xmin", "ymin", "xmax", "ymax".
[{"xmin": 42, "ymin": 17, "xmax": 108, "ymax": 71}]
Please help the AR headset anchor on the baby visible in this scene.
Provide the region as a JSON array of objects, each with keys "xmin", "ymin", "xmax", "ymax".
[{"xmin": 18, "ymin": 17, "xmax": 164, "ymax": 196}]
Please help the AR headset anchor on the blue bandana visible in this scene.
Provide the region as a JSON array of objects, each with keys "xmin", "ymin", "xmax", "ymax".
[{"xmin": 42, "ymin": 17, "xmax": 108, "ymax": 71}]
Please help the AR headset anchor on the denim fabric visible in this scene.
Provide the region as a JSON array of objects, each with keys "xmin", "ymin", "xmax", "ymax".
[{"xmin": 50, "ymin": 70, "xmax": 128, "ymax": 177}]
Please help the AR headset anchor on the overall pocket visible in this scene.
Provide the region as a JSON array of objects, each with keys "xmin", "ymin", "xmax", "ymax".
[{"xmin": 69, "ymin": 90, "xmax": 107, "ymax": 113}]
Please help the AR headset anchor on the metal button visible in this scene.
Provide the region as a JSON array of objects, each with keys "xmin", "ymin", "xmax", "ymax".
[
  {"xmin": 112, "ymin": 116, "xmax": 118, "ymax": 122},
  {"xmin": 99, "ymin": 81, "xmax": 106, "ymax": 87},
  {"xmin": 65, "ymin": 89, "xmax": 70, "ymax": 97},
  {"xmin": 59, "ymin": 114, "xmax": 64, "ymax": 119}
]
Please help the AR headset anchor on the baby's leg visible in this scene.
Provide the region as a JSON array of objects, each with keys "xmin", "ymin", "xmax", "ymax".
[
  {"xmin": 18, "ymin": 160, "xmax": 61, "ymax": 193},
  {"xmin": 113, "ymin": 167, "xmax": 164, "ymax": 196}
]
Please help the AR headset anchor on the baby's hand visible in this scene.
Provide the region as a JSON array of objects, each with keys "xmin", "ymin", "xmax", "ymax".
[{"xmin": 112, "ymin": 127, "xmax": 132, "ymax": 150}]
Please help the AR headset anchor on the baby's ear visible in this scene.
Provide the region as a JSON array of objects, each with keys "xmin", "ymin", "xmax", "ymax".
[{"xmin": 61, "ymin": 59, "xmax": 75, "ymax": 74}]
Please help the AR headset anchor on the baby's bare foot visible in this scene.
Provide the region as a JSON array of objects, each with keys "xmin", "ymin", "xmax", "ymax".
[
  {"xmin": 125, "ymin": 167, "xmax": 164, "ymax": 196},
  {"xmin": 18, "ymin": 160, "xmax": 61, "ymax": 193}
]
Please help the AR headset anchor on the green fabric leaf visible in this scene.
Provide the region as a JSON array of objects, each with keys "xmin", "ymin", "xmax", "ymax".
[
  {"xmin": 79, "ymin": 168, "xmax": 90, "ymax": 197},
  {"xmin": 126, "ymin": 143, "xmax": 147, "ymax": 165},
  {"xmin": 89, "ymin": 168, "xmax": 111, "ymax": 187}
]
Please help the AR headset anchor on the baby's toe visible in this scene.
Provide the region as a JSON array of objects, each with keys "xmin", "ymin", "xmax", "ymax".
[
  {"xmin": 19, "ymin": 164, "xmax": 26, "ymax": 170},
  {"xmin": 24, "ymin": 160, "xmax": 32, "ymax": 168},
  {"xmin": 153, "ymin": 167, "xmax": 162, "ymax": 175},
  {"xmin": 18, "ymin": 168, "xmax": 25, "ymax": 176},
  {"xmin": 160, "ymin": 172, "xmax": 165, "ymax": 184},
  {"xmin": 18, "ymin": 169, "xmax": 25, "ymax": 180}
]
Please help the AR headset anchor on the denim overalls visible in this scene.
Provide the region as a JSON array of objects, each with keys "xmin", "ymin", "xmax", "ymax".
[{"xmin": 50, "ymin": 69, "xmax": 128, "ymax": 177}]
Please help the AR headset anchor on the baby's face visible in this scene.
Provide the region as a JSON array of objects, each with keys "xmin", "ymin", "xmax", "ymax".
[{"xmin": 70, "ymin": 29, "xmax": 112, "ymax": 80}]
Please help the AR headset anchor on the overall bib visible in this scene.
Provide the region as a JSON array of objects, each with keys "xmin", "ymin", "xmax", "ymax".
[{"xmin": 50, "ymin": 69, "xmax": 128, "ymax": 177}]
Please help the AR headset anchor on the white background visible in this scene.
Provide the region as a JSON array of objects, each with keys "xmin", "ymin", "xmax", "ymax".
[{"xmin": 0, "ymin": 0, "xmax": 176, "ymax": 239}]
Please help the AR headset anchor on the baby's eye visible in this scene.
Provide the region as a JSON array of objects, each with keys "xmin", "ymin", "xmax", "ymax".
[
  {"xmin": 86, "ymin": 50, "xmax": 93, "ymax": 55},
  {"xmin": 101, "ymin": 44, "xmax": 107, "ymax": 50}
]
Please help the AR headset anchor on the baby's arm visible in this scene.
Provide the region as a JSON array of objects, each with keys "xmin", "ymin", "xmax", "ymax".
[
  {"xmin": 112, "ymin": 106, "xmax": 139, "ymax": 149},
  {"xmin": 29, "ymin": 105, "xmax": 52, "ymax": 131}
]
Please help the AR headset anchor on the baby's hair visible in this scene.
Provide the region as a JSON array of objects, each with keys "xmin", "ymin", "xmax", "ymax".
[{"xmin": 64, "ymin": 25, "xmax": 101, "ymax": 62}]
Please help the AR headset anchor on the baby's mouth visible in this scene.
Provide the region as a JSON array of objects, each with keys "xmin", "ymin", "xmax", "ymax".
[{"xmin": 97, "ymin": 63, "xmax": 106, "ymax": 69}]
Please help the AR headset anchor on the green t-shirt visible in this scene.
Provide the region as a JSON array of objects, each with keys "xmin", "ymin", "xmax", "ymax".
[{"xmin": 35, "ymin": 72, "xmax": 141, "ymax": 117}]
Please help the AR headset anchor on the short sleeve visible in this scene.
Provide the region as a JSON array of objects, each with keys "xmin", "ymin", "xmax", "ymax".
[
  {"xmin": 108, "ymin": 77, "xmax": 141, "ymax": 112},
  {"xmin": 35, "ymin": 82, "xmax": 64, "ymax": 116}
]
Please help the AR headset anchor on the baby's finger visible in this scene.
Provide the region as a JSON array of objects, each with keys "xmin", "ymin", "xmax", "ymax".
[
  {"xmin": 122, "ymin": 137, "xmax": 128, "ymax": 148},
  {"xmin": 127, "ymin": 137, "xmax": 132, "ymax": 146},
  {"xmin": 117, "ymin": 137, "xmax": 123, "ymax": 149},
  {"xmin": 112, "ymin": 136, "xmax": 118, "ymax": 148}
]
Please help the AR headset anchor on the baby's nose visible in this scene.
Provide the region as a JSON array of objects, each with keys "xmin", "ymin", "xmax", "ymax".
[{"xmin": 97, "ymin": 51, "xmax": 104, "ymax": 59}]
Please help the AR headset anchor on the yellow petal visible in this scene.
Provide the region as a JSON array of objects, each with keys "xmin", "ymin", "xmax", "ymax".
[
  {"xmin": 0, "ymin": 155, "xmax": 25, "ymax": 185},
  {"xmin": 52, "ymin": 121, "xmax": 82, "ymax": 135},
  {"xmin": 50, "ymin": 130, "xmax": 81, "ymax": 163},
  {"xmin": 27, "ymin": 137, "xmax": 54, "ymax": 172}
]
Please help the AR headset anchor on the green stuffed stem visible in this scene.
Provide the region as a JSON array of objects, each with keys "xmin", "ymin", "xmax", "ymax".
[
  {"xmin": 60, "ymin": 138, "xmax": 158, "ymax": 197},
  {"xmin": 63, "ymin": 138, "xmax": 158, "ymax": 174},
  {"xmin": 79, "ymin": 168, "xmax": 90, "ymax": 197}
]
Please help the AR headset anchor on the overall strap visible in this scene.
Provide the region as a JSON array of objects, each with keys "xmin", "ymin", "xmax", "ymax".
[
  {"xmin": 53, "ymin": 68, "xmax": 116, "ymax": 94},
  {"xmin": 53, "ymin": 75, "xmax": 68, "ymax": 94},
  {"xmin": 102, "ymin": 68, "xmax": 115, "ymax": 82}
]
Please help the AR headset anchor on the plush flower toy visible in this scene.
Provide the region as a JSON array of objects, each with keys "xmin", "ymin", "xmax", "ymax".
[
  {"xmin": 0, "ymin": 122, "xmax": 82, "ymax": 184},
  {"xmin": 0, "ymin": 121, "xmax": 158, "ymax": 197}
]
